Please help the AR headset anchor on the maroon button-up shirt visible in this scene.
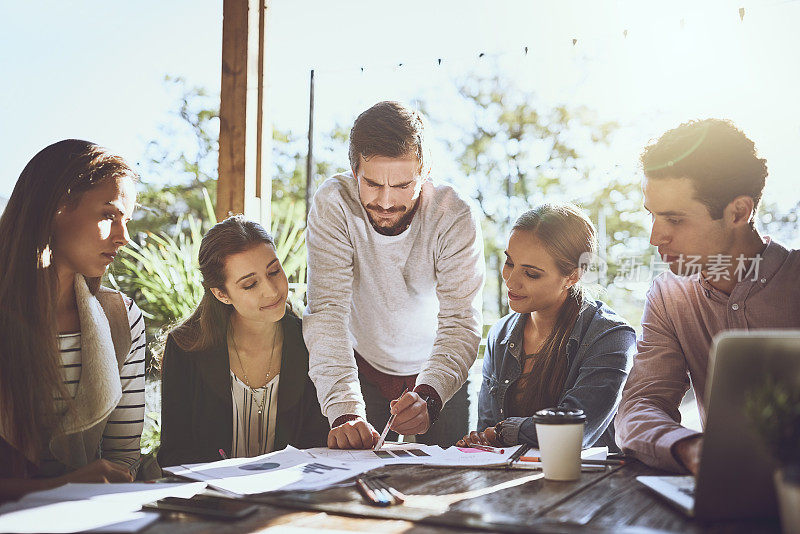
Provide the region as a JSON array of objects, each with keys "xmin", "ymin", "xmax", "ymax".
[{"xmin": 615, "ymin": 238, "xmax": 800, "ymax": 472}]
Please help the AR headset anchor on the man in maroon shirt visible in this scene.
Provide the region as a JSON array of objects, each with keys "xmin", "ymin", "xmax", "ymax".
[{"xmin": 615, "ymin": 119, "xmax": 800, "ymax": 474}]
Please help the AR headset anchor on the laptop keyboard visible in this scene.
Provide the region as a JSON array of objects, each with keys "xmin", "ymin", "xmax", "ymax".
[{"xmin": 662, "ymin": 476, "xmax": 696, "ymax": 497}]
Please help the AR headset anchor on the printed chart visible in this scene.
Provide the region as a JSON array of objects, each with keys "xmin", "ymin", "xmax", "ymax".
[
  {"xmin": 164, "ymin": 447, "xmax": 363, "ymax": 495},
  {"xmin": 164, "ymin": 445, "xmax": 609, "ymax": 496},
  {"xmin": 305, "ymin": 444, "xmax": 442, "ymax": 464},
  {"xmin": 373, "ymin": 448, "xmax": 430, "ymax": 460}
]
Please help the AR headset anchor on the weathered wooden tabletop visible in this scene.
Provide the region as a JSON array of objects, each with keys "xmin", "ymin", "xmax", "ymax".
[{"xmin": 143, "ymin": 460, "xmax": 781, "ymax": 533}]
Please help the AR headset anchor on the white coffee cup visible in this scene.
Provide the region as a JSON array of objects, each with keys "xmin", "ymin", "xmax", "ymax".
[{"xmin": 533, "ymin": 408, "xmax": 586, "ymax": 481}]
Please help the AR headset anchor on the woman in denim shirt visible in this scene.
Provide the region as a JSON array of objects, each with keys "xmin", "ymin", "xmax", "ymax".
[{"xmin": 459, "ymin": 203, "xmax": 635, "ymax": 451}]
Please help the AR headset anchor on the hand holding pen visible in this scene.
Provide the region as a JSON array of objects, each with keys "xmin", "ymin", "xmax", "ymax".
[
  {"xmin": 374, "ymin": 387, "xmax": 408, "ymax": 451},
  {"xmin": 387, "ymin": 388, "xmax": 430, "ymax": 437}
]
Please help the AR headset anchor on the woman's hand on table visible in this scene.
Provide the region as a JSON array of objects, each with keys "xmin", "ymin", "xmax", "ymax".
[{"xmin": 456, "ymin": 425, "xmax": 502, "ymax": 447}]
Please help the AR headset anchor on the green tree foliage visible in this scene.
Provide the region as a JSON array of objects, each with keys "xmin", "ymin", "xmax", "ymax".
[
  {"xmin": 131, "ymin": 76, "xmax": 348, "ymax": 237},
  {"xmin": 759, "ymin": 200, "xmax": 800, "ymax": 247},
  {"xmin": 272, "ymin": 123, "xmax": 350, "ymax": 205},
  {"xmin": 130, "ymin": 76, "xmax": 219, "ymax": 238},
  {"xmin": 108, "ymin": 191, "xmax": 215, "ymax": 346},
  {"xmin": 440, "ymin": 73, "xmax": 650, "ymax": 322}
]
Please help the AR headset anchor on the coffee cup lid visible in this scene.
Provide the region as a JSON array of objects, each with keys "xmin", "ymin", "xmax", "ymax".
[{"xmin": 533, "ymin": 407, "xmax": 586, "ymax": 424}]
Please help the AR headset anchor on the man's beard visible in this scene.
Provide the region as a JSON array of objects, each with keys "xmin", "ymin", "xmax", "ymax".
[{"xmin": 366, "ymin": 197, "xmax": 421, "ymax": 236}]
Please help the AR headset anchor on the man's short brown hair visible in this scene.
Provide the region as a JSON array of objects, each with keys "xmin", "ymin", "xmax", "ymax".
[
  {"xmin": 641, "ymin": 118, "xmax": 768, "ymax": 220},
  {"xmin": 348, "ymin": 101, "xmax": 428, "ymax": 175}
]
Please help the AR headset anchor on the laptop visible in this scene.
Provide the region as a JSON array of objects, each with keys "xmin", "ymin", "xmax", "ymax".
[{"xmin": 637, "ymin": 330, "xmax": 800, "ymax": 520}]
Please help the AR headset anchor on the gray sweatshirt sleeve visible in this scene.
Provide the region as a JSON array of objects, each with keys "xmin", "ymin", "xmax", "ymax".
[
  {"xmin": 303, "ymin": 187, "xmax": 367, "ymax": 426},
  {"xmin": 416, "ymin": 205, "xmax": 485, "ymax": 403}
]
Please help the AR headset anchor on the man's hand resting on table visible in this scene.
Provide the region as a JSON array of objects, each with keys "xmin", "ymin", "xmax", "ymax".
[
  {"xmin": 672, "ymin": 435, "xmax": 703, "ymax": 476},
  {"xmin": 327, "ymin": 418, "xmax": 379, "ymax": 449},
  {"xmin": 456, "ymin": 425, "xmax": 502, "ymax": 447}
]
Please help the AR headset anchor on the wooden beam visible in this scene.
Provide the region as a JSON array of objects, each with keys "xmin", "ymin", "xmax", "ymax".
[{"xmin": 217, "ymin": 0, "xmax": 271, "ymax": 226}]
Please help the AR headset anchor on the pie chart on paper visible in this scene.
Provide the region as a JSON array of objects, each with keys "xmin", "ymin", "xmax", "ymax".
[{"xmin": 239, "ymin": 462, "xmax": 281, "ymax": 471}]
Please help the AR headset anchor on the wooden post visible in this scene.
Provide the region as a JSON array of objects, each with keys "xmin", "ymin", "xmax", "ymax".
[
  {"xmin": 217, "ymin": 0, "xmax": 271, "ymax": 226},
  {"xmin": 305, "ymin": 69, "xmax": 315, "ymax": 223}
]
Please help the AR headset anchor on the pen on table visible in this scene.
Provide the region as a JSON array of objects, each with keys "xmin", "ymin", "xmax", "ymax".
[
  {"xmin": 374, "ymin": 387, "xmax": 408, "ymax": 451},
  {"xmin": 365, "ymin": 477, "xmax": 395, "ymax": 505},
  {"xmin": 580, "ymin": 458, "xmax": 626, "ymax": 466},
  {"xmin": 356, "ymin": 477, "xmax": 390, "ymax": 506},
  {"xmin": 519, "ymin": 456, "xmax": 625, "ymax": 466},
  {"xmin": 506, "ymin": 444, "xmax": 530, "ymax": 467},
  {"xmin": 219, "ymin": 448, "xmax": 228, "ymax": 460},
  {"xmin": 464, "ymin": 444, "xmax": 505, "ymax": 454},
  {"xmin": 370, "ymin": 476, "xmax": 406, "ymax": 504}
]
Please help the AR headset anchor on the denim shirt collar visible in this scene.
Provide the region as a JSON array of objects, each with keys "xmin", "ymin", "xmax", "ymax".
[{"xmin": 499, "ymin": 300, "xmax": 598, "ymax": 360}]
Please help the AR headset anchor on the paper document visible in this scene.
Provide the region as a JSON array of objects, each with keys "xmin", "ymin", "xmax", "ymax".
[
  {"xmin": 164, "ymin": 446, "xmax": 366, "ymax": 495},
  {"xmin": 163, "ymin": 444, "xmax": 610, "ymax": 498},
  {"xmin": 305, "ymin": 443, "xmax": 533, "ymax": 468},
  {"xmin": 434, "ymin": 445, "xmax": 530, "ymax": 467},
  {"xmin": 305, "ymin": 443, "xmax": 445, "ymax": 465},
  {"xmin": 0, "ymin": 482, "xmax": 206, "ymax": 534}
]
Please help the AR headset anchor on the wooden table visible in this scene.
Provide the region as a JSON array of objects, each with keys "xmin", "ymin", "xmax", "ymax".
[{"xmin": 144, "ymin": 460, "xmax": 781, "ymax": 533}]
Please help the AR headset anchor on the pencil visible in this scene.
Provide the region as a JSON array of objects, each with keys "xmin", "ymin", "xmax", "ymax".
[
  {"xmin": 374, "ymin": 387, "xmax": 408, "ymax": 451},
  {"xmin": 356, "ymin": 477, "xmax": 390, "ymax": 506},
  {"xmin": 580, "ymin": 459, "xmax": 626, "ymax": 466},
  {"xmin": 506, "ymin": 444, "xmax": 531, "ymax": 467},
  {"xmin": 465, "ymin": 444, "xmax": 505, "ymax": 454},
  {"xmin": 372, "ymin": 477, "xmax": 406, "ymax": 504},
  {"xmin": 519, "ymin": 456, "xmax": 625, "ymax": 466},
  {"xmin": 365, "ymin": 476, "xmax": 400, "ymax": 505}
]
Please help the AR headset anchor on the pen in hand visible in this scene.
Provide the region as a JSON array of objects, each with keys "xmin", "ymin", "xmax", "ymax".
[{"xmin": 374, "ymin": 387, "xmax": 408, "ymax": 451}]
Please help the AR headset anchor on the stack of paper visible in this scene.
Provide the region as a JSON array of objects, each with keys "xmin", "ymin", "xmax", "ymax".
[
  {"xmin": 306, "ymin": 443, "xmax": 607, "ymax": 469},
  {"xmin": 164, "ymin": 444, "xmax": 610, "ymax": 497},
  {"xmin": 0, "ymin": 482, "xmax": 206, "ymax": 534},
  {"xmin": 164, "ymin": 446, "xmax": 366, "ymax": 495},
  {"xmin": 305, "ymin": 443, "xmax": 450, "ymax": 465}
]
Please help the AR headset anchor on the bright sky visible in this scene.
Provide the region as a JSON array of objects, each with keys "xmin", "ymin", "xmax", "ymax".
[{"xmin": 2, "ymin": 0, "xmax": 799, "ymax": 214}]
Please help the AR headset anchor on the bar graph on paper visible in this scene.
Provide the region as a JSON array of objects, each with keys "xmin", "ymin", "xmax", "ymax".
[{"xmin": 306, "ymin": 445, "xmax": 436, "ymax": 463}]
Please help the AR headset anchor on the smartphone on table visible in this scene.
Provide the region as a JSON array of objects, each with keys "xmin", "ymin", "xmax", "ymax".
[{"xmin": 142, "ymin": 494, "xmax": 258, "ymax": 520}]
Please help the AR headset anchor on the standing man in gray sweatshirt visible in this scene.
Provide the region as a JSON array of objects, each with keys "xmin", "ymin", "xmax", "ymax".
[{"xmin": 303, "ymin": 101, "xmax": 485, "ymax": 449}]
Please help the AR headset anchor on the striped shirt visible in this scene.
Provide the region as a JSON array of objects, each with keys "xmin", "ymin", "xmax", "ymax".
[
  {"xmin": 230, "ymin": 372, "xmax": 279, "ymax": 458},
  {"xmin": 44, "ymin": 296, "xmax": 145, "ymax": 475}
]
